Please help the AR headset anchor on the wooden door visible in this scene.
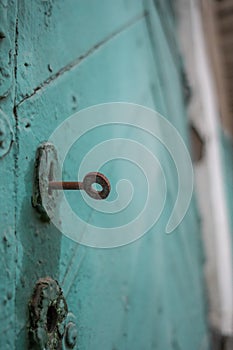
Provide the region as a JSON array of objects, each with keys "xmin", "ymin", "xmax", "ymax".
[{"xmin": 0, "ymin": 1, "xmax": 210, "ymax": 349}]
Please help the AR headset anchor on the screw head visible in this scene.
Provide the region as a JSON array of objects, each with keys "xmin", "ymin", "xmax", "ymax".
[{"xmin": 65, "ymin": 322, "xmax": 77, "ymax": 348}]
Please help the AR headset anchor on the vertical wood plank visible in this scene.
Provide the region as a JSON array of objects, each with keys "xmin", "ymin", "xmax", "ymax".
[{"xmin": 0, "ymin": 1, "xmax": 17, "ymax": 349}]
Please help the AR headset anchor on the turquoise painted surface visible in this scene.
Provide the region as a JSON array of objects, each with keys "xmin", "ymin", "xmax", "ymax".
[
  {"xmin": 0, "ymin": 0, "xmax": 210, "ymax": 349},
  {"xmin": 0, "ymin": 1, "xmax": 17, "ymax": 349},
  {"xmin": 220, "ymin": 131, "xmax": 233, "ymax": 251},
  {"xmin": 15, "ymin": 0, "xmax": 144, "ymax": 103}
]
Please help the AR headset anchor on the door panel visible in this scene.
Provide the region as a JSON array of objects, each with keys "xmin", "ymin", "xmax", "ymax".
[
  {"xmin": 16, "ymin": 0, "xmax": 144, "ymax": 102},
  {"xmin": 1, "ymin": 0, "xmax": 210, "ymax": 349}
]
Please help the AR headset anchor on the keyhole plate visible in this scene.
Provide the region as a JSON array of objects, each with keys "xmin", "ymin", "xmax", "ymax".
[
  {"xmin": 28, "ymin": 277, "xmax": 68, "ymax": 350},
  {"xmin": 32, "ymin": 142, "xmax": 61, "ymax": 221}
]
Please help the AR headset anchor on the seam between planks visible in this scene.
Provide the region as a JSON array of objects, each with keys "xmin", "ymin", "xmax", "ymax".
[
  {"xmin": 16, "ymin": 11, "xmax": 148, "ymax": 108},
  {"xmin": 12, "ymin": 1, "xmax": 19, "ymax": 348}
]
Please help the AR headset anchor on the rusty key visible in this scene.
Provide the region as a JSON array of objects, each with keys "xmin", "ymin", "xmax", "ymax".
[{"xmin": 49, "ymin": 172, "xmax": 111, "ymax": 200}]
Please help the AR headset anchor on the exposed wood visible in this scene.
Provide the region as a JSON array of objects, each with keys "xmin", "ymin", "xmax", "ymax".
[
  {"xmin": 201, "ymin": 0, "xmax": 233, "ymax": 136},
  {"xmin": 177, "ymin": 0, "xmax": 233, "ymax": 336},
  {"xmin": 213, "ymin": 0, "xmax": 233, "ymax": 12}
]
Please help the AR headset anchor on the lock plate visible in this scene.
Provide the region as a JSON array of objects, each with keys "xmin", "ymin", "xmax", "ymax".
[
  {"xmin": 29, "ymin": 277, "xmax": 68, "ymax": 350},
  {"xmin": 32, "ymin": 142, "xmax": 61, "ymax": 221}
]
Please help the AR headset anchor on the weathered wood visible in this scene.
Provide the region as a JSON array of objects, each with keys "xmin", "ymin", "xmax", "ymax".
[
  {"xmin": 0, "ymin": 0, "xmax": 211, "ymax": 348},
  {"xmin": 15, "ymin": 0, "xmax": 145, "ymax": 103},
  {"xmin": 201, "ymin": 0, "xmax": 233, "ymax": 135},
  {"xmin": 214, "ymin": 0, "xmax": 233, "ymax": 13},
  {"xmin": 0, "ymin": 1, "xmax": 17, "ymax": 349}
]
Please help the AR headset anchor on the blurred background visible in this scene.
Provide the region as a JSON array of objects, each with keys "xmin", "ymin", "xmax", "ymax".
[{"xmin": 177, "ymin": 1, "xmax": 233, "ymax": 348}]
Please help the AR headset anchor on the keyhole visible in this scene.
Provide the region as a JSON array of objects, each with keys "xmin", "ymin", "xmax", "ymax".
[
  {"xmin": 92, "ymin": 183, "xmax": 103, "ymax": 192},
  {"xmin": 46, "ymin": 305, "xmax": 58, "ymax": 333}
]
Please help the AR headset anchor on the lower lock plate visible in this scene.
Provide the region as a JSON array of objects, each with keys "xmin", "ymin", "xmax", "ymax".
[{"xmin": 29, "ymin": 277, "xmax": 68, "ymax": 349}]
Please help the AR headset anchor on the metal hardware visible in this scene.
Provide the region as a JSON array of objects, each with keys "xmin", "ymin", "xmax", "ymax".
[
  {"xmin": 65, "ymin": 322, "xmax": 77, "ymax": 349},
  {"xmin": 32, "ymin": 142, "xmax": 60, "ymax": 222},
  {"xmin": 49, "ymin": 172, "xmax": 111, "ymax": 200},
  {"xmin": 32, "ymin": 143, "xmax": 111, "ymax": 221},
  {"xmin": 63, "ymin": 313, "xmax": 78, "ymax": 350},
  {"xmin": 29, "ymin": 277, "xmax": 68, "ymax": 350}
]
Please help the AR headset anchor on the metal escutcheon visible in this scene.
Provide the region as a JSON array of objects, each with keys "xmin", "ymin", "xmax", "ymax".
[{"xmin": 28, "ymin": 277, "xmax": 77, "ymax": 350}]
